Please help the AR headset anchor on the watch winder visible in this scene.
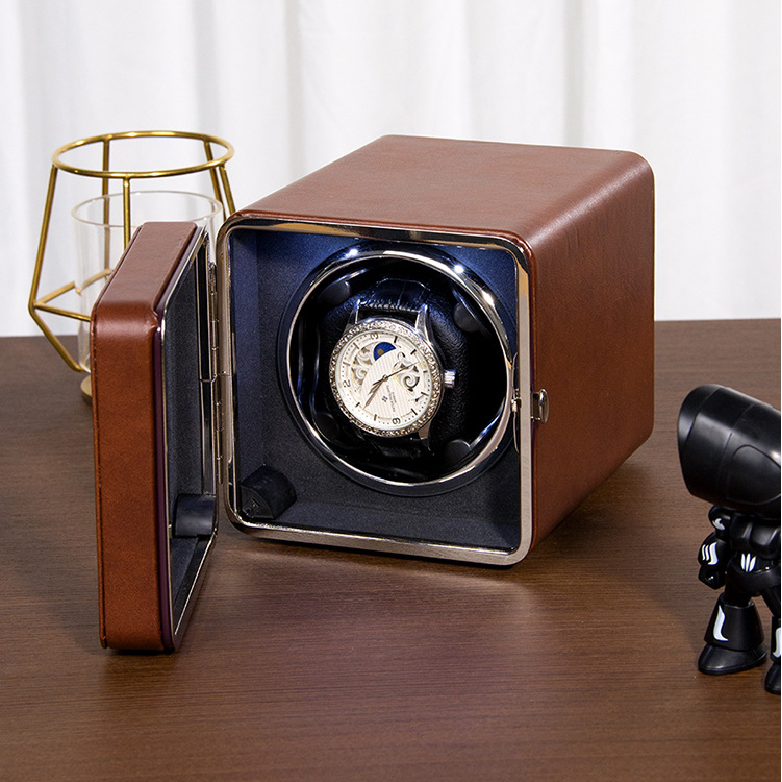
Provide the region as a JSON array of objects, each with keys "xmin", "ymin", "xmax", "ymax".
[{"xmin": 91, "ymin": 135, "xmax": 654, "ymax": 650}]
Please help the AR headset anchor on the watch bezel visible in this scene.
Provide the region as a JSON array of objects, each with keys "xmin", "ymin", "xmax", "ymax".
[{"xmin": 329, "ymin": 317, "xmax": 443, "ymax": 438}]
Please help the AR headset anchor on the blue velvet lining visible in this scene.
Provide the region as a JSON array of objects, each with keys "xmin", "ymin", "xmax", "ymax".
[{"xmin": 163, "ymin": 244, "xmax": 215, "ymax": 602}]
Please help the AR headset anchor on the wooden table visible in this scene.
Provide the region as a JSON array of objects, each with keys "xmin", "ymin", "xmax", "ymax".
[{"xmin": 1, "ymin": 320, "xmax": 779, "ymax": 781}]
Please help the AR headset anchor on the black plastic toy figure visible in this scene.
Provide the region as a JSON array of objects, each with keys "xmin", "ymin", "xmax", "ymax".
[{"xmin": 678, "ymin": 385, "xmax": 781, "ymax": 694}]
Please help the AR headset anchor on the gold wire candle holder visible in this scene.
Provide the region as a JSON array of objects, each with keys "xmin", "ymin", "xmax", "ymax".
[{"xmin": 28, "ymin": 130, "xmax": 235, "ymax": 386}]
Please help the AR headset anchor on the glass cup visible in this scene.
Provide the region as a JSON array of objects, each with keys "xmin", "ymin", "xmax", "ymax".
[{"xmin": 72, "ymin": 190, "xmax": 221, "ymax": 374}]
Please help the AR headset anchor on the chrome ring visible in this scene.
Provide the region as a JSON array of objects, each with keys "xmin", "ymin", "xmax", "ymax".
[{"xmin": 278, "ymin": 242, "xmax": 514, "ymax": 496}]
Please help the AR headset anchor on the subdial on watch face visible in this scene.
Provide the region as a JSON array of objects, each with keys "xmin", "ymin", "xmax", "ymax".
[{"xmin": 330, "ymin": 319, "xmax": 442, "ymax": 437}]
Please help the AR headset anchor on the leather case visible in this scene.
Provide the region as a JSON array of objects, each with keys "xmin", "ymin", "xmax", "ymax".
[
  {"xmin": 92, "ymin": 135, "xmax": 654, "ymax": 650},
  {"xmin": 220, "ymin": 135, "xmax": 654, "ymax": 561}
]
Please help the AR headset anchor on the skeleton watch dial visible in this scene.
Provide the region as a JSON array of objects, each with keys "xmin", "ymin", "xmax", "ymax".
[{"xmin": 329, "ymin": 318, "xmax": 443, "ymax": 437}]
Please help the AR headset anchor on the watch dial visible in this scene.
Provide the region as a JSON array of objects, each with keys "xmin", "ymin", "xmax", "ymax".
[{"xmin": 330, "ymin": 319, "xmax": 442, "ymax": 437}]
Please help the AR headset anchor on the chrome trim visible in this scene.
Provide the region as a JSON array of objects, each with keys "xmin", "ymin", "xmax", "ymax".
[
  {"xmin": 216, "ymin": 217, "xmax": 533, "ymax": 565},
  {"xmin": 515, "ymin": 265, "xmax": 533, "ymax": 563},
  {"xmin": 279, "ymin": 242, "xmax": 514, "ymax": 496}
]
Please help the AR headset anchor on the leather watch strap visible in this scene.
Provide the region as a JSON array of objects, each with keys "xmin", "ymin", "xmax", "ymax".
[{"xmin": 357, "ymin": 278, "xmax": 429, "ymax": 320}]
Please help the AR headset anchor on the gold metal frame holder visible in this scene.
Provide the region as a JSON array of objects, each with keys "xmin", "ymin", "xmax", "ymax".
[{"xmin": 28, "ymin": 130, "xmax": 235, "ymax": 372}]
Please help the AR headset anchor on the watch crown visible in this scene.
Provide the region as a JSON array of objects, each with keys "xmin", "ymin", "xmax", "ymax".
[{"xmin": 444, "ymin": 369, "xmax": 456, "ymax": 389}]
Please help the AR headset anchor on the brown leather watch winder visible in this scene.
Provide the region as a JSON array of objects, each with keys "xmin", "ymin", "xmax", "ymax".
[{"xmin": 91, "ymin": 135, "xmax": 654, "ymax": 650}]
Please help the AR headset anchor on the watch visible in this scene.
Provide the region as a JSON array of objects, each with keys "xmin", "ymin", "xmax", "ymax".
[{"xmin": 328, "ymin": 279, "xmax": 456, "ymax": 441}]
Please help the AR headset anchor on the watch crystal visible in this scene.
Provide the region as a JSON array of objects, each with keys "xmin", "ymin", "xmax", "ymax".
[{"xmin": 330, "ymin": 319, "xmax": 442, "ymax": 437}]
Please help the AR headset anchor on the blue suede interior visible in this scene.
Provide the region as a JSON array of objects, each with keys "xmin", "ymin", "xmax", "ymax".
[{"xmin": 228, "ymin": 226, "xmax": 521, "ymax": 551}]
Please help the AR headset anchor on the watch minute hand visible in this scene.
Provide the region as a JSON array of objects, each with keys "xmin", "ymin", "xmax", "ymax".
[
  {"xmin": 363, "ymin": 374, "xmax": 388, "ymax": 407},
  {"xmin": 363, "ymin": 360, "xmax": 414, "ymax": 407}
]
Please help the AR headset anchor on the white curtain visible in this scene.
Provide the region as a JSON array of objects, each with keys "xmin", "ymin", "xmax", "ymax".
[{"xmin": 1, "ymin": 0, "xmax": 779, "ymax": 337}]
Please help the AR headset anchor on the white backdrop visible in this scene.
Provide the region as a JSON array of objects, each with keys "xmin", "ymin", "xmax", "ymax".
[{"xmin": 1, "ymin": 0, "xmax": 779, "ymax": 337}]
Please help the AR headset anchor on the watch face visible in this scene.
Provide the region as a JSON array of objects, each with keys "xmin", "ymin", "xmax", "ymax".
[{"xmin": 329, "ymin": 318, "xmax": 442, "ymax": 437}]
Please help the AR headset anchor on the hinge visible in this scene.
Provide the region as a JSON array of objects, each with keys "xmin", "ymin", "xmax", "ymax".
[
  {"xmin": 206, "ymin": 261, "xmax": 223, "ymax": 474},
  {"xmin": 207, "ymin": 262, "xmax": 220, "ymax": 382}
]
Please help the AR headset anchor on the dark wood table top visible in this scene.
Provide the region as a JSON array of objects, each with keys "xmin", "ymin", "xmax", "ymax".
[{"xmin": 1, "ymin": 320, "xmax": 779, "ymax": 781}]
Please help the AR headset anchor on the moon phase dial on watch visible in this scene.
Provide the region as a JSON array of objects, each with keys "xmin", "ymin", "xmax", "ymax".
[{"xmin": 330, "ymin": 318, "xmax": 445, "ymax": 438}]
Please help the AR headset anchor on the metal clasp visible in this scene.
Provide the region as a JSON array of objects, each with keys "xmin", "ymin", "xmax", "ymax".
[{"xmin": 531, "ymin": 389, "xmax": 549, "ymax": 423}]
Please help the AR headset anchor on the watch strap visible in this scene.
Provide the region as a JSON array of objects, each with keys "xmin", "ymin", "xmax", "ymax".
[{"xmin": 357, "ymin": 278, "xmax": 429, "ymax": 319}]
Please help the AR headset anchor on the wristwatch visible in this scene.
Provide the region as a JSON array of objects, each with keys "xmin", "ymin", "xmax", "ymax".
[{"xmin": 328, "ymin": 279, "xmax": 456, "ymax": 442}]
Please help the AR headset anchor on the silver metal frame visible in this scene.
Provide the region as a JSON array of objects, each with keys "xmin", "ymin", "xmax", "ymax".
[
  {"xmin": 280, "ymin": 244, "xmax": 513, "ymax": 495},
  {"xmin": 216, "ymin": 218, "xmax": 533, "ymax": 566}
]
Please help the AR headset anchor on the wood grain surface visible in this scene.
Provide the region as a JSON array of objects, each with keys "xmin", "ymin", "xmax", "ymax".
[{"xmin": 1, "ymin": 320, "xmax": 779, "ymax": 781}]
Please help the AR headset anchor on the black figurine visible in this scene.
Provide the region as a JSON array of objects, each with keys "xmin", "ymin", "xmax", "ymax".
[{"xmin": 678, "ymin": 385, "xmax": 781, "ymax": 694}]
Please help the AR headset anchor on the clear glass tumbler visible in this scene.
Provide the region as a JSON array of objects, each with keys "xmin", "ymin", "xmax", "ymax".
[{"xmin": 72, "ymin": 190, "xmax": 221, "ymax": 373}]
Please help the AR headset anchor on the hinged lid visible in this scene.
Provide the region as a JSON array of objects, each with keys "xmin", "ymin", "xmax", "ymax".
[{"xmin": 91, "ymin": 222, "xmax": 217, "ymax": 651}]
